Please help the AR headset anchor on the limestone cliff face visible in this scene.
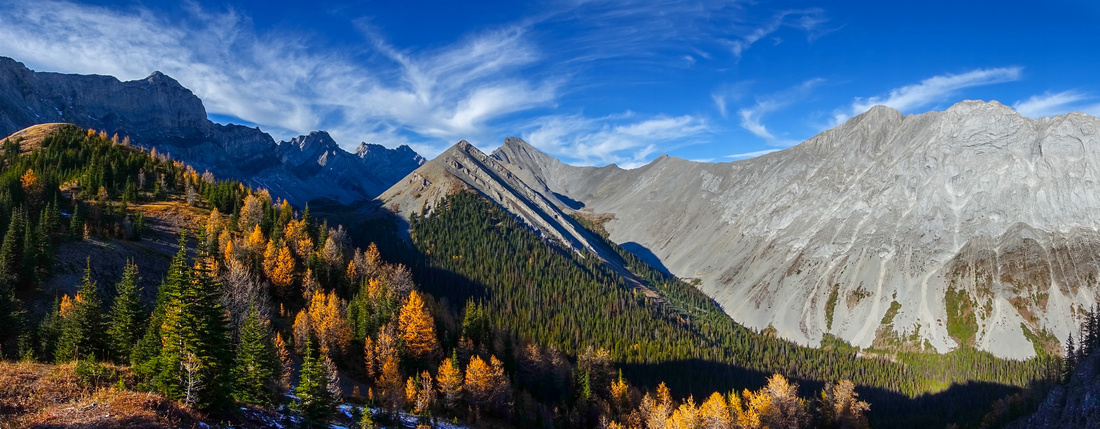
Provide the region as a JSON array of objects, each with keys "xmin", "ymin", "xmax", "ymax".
[
  {"xmin": 0, "ymin": 57, "xmax": 422, "ymax": 205},
  {"xmin": 488, "ymin": 102, "xmax": 1100, "ymax": 359}
]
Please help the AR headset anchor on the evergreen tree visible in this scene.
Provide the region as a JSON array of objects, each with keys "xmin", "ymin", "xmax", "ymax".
[
  {"xmin": 156, "ymin": 234, "xmax": 232, "ymax": 410},
  {"xmin": 1064, "ymin": 332, "xmax": 1077, "ymax": 383},
  {"xmin": 107, "ymin": 261, "xmax": 144, "ymax": 363},
  {"xmin": 232, "ymin": 304, "xmax": 277, "ymax": 406},
  {"xmin": 132, "ymin": 234, "xmax": 189, "ymax": 381},
  {"xmin": 0, "ymin": 266, "xmax": 23, "ymax": 359},
  {"xmin": 36, "ymin": 297, "xmax": 62, "ymax": 362},
  {"xmin": 0, "ymin": 209, "xmax": 25, "ymax": 288},
  {"xmin": 20, "ymin": 214, "xmax": 39, "ymax": 289},
  {"xmin": 294, "ymin": 337, "xmax": 334, "ymax": 428},
  {"xmin": 55, "ymin": 258, "xmax": 105, "ymax": 362}
]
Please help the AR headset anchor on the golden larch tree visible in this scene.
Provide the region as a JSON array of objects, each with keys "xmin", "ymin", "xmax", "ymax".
[
  {"xmin": 304, "ymin": 290, "xmax": 351, "ymax": 357},
  {"xmin": 398, "ymin": 290, "xmax": 439, "ymax": 361},
  {"xmin": 699, "ymin": 391, "xmax": 732, "ymax": 429},
  {"xmin": 269, "ymin": 243, "xmax": 297, "ymax": 294},
  {"xmin": 463, "ymin": 355, "xmax": 510, "ymax": 420},
  {"xmin": 415, "ymin": 371, "xmax": 434, "ymax": 414},
  {"xmin": 437, "ymin": 356, "xmax": 464, "ymax": 411},
  {"xmin": 666, "ymin": 395, "xmax": 699, "ymax": 429}
]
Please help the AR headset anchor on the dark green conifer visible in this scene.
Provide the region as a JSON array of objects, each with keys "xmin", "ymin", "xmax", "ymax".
[
  {"xmin": 107, "ymin": 261, "xmax": 144, "ymax": 363},
  {"xmin": 0, "ymin": 209, "xmax": 26, "ymax": 287},
  {"xmin": 232, "ymin": 304, "xmax": 277, "ymax": 406},
  {"xmin": 55, "ymin": 258, "xmax": 105, "ymax": 362},
  {"xmin": 294, "ymin": 337, "xmax": 334, "ymax": 428},
  {"xmin": 133, "ymin": 233, "xmax": 188, "ymax": 382},
  {"xmin": 156, "ymin": 230, "xmax": 232, "ymax": 410}
]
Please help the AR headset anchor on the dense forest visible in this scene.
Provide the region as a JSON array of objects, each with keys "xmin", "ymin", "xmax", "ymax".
[{"xmin": 0, "ymin": 125, "xmax": 1073, "ymax": 428}]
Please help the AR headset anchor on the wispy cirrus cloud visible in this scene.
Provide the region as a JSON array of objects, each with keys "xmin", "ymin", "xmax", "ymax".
[
  {"xmin": 725, "ymin": 9, "xmax": 829, "ymax": 58},
  {"xmin": 522, "ymin": 113, "xmax": 709, "ymax": 168},
  {"xmin": 736, "ymin": 78, "xmax": 825, "ymax": 146},
  {"xmin": 1012, "ymin": 90, "xmax": 1100, "ymax": 118},
  {"xmin": 0, "ymin": 0, "xmax": 556, "ymax": 157},
  {"xmin": 726, "ymin": 148, "xmax": 780, "ymax": 160},
  {"xmin": 833, "ymin": 67, "xmax": 1023, "ymax": 125}
]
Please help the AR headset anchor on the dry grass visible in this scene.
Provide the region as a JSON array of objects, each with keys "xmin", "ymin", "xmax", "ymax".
[
  {"xmin": 0, "ymin": 361, "xmax": 200, "ymax": 429},
  {"xmin": 1, "ymin": 123, "xmax": 77, "ymax": 154},
  {"xmin": 137, "ymin": 201, "xmax": 210, "ymax": 233}
]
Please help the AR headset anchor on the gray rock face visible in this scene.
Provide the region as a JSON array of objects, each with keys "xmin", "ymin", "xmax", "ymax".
[
  {"xmin": 0, "ymin": 56, "xmax": 422, "ymax": 205},
  {"xmin": 355, "ymin": 143, "xmax": 426, "ymax": 187},
  {"xmin": 485, "ymin": 102, "xmax": 1100, "ymax": 359},
  {"xmin": 1010, "ymin": 352, "xmax": 1100, "ymax": 428}
]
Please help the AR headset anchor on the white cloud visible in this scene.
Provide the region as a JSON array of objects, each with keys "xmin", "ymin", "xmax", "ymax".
[
  {"xmin": 726, "ymin": 149, "xmax": 780, "ymax": 159},
  {"xmin": 835, "ymin": 67, "xmax": 1023, "ymax": 125},
  {"xmin": 0, "ymin": 0, "xmax": 556, "ymax": 154},
  {"xmin": 726, "ymin": 9, "xmax": 827, "ymax": 58},
  {"xmin": 1013, "ymin": 91, "xmax": 1089, "ymax": 118},
  {"xmin": 522, "ymin": 113, "xmax": 709, "ymax": 168},
  {"xmin": 736, "ymin": 78, "xmax": 824, "ymax": 146}
]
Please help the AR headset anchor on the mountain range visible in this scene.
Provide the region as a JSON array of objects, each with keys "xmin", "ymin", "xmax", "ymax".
[
  {"xmin": 0, "ymin": 56, "xmax": 423, "ymax": 205},
  {"xmin": 382, "ymin": 102, "xmax": 1100, "ymax": 360},
  {"xmin": 3, "ymin": 57, "xmax": 1096, "ymax": 361}
]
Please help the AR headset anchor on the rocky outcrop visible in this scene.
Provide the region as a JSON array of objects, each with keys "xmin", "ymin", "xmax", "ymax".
[
  {"xmin": 0, "ymin": 56, "xmax": 422, "ymax": 205},
  {"xmin": 1009, "ymin": 352, "xmax": 1100, "ymax": 428},
  {"xmin": 487, "ymin": 102, "xmax": 1100, "ymax": 359}
]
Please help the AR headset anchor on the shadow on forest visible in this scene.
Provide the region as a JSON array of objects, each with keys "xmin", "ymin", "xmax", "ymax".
[
  {"xmin": 621, "ymin": 241, "xmax": 673, "ymax": 277},
  {"xmin": 553, "ymin": 192, "xmax": 585, "ymax": 210},
  {"xmin": 620, "ymin": 359, "xmax": 1021, "ymax": 428}
]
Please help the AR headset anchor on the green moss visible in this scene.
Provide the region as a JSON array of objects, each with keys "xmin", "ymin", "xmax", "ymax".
[
  {"xmin": 825, "ymin": 284, "xmax": 840, "ymax": 331},
  {"xmin": 945, "ymin": 287, "xmax": 978, "ymax": 346},
  {"xmin": 881, "ymin": 301, "xmax": 902, "ymax": 325}
]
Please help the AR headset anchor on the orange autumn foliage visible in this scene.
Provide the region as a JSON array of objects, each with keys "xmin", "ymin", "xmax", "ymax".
[{"xmin": 398, "ymin": 290, "xmax": 439, "ymax": 360}]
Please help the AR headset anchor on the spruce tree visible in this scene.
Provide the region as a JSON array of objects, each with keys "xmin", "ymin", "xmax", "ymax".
[
  {"xmin": 133, "ymin": 234, "xmax": 188, "ymax": 383},
  {"xmin": 107, "ymin": 261, "xmax": 144, "ymax": 363},
  {"xmin": 0, "ymin": 209, "xmax": 26, "ymax": 288},
  {"xmin": 36, "ymin": 297, "xmax": 62, "ymax": 362},
  {"xmin": 20, "ymin": 214, "xmax": 39, "ymax": 289},
  {"xmin": 0, "ymin": 268, "xmax": 23, "ymax": 359},
  {"xmin": 1064, "ymin": 332, "xmax": 1077, "ymax": 383},
  {"xmin": 232, "ymin": 304, "xmax": 277, "ymax": 406},
  {"xmin": 294, "ymin": 337, "xmax": 334, "ymax": 428},
  {"xmin": 55, "ymin": 258, "xmax": 105, "ymax": 362},
  {"xmin": 156, "ymin": 231, "xmax": 232, "ymax": 410}
]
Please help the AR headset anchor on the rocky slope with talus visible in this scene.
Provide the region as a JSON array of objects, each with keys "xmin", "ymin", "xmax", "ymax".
[
  {"xmin": 489, "ymin": 101, "xmax": 1100, "ymax": 359},
  {"xmin": 0, "ymin": 56, "xmax": 423, "ymax": 205}
]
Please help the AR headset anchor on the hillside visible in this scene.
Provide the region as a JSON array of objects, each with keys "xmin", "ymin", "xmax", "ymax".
[{"xmin": 484, "ymin": 102, "xmax": 1100, "ymax": 360}]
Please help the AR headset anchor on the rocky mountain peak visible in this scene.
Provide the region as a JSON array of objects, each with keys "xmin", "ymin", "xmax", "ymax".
[{"xmin": 281, "ymin": 130, "xmax": 338, "ymax": 152}]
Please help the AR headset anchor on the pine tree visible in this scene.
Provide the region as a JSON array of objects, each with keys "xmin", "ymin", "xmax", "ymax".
[
  {"xmin": 1064, "ymin": 332, "xmax": 1077, "ymax": 383},
  {"xmin": 35, "ymin": 297, "xmax": 62, "ymax": 361},
  {"xmin": 0, "ymin": 209, "xmax": 26, "ymax": 288},
  {"xmin": 232, "ymin": 304, "xmax": 277, "ymax": 406},
  {"xmin": 0, "ymin": 266, "xmax": 23, "ymax": 359},
  {"xmin": 294, "ymin": 337, "xmax": 334, "ymax": 428},
  {"xmin": 55, "ymin": 258, "xmax": 105, "ymax": 362},
  {"xmin": 107, "ymin": 261, "xmax": 144, "ymax": 363},
  {"xmin": 133, "ymin": 234, "xmax": 189, "ymax": 381},
  {"xmin": 156, "ymin": 233, "xmax": 233, "ymax": 410}
]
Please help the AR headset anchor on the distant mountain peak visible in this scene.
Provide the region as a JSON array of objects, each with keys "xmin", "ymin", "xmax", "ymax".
[{"xmin": 0, "ymin": 56, "xmax": 423, "ymax": 205}]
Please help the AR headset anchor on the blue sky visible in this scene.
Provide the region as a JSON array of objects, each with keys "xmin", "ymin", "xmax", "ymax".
[{"xmin": 0, "ymin": 0, "xmax": 1097, "ymax": 167}]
